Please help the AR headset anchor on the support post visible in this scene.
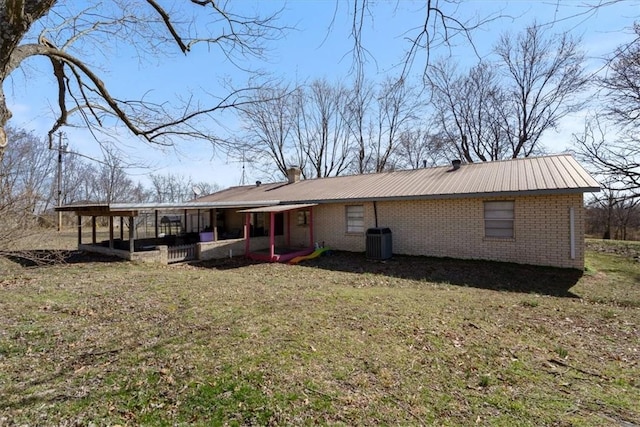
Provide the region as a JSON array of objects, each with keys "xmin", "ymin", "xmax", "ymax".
[
  {"xmin": 210, "ymin": 209, "xmax": 217, "ymax": 241},
  {"xmin": 309, "ymin": 207, "xmax": 314, "ymax": 248},
  {"xmin": 109, "ymin": 216, "xmax": 114, "ymax": 249},
  {"xmin": 269, "ymin": 212, "xmax": 275, "ymax": 260},
  {"xmin": 120, "ymin": 217, "xmax": 124, "ymax": 240},
  {"xmin": 244, "ymin": 213, "xmax": 251, "ymax": 256},
  {"xmin": 77, "ymin": 215, "xmax": 82, "ymax": 247},
  {"xmin": 184, "ymin": 209, "xmax": 188, "ymax": 234},
  {"xmin": 91, "ymin": 216, "xmax": 97, "ymax": 244},
  {"xmin": 155, "ymin": 210, "xmax": 159, "ymax": 238},
  {"xmin": 129, "ymin": 216, "xmax": 135, "ymax": 253},
  {"xmin": 286, "ymin": 211, "xmax": 291, "ymax": 247}
]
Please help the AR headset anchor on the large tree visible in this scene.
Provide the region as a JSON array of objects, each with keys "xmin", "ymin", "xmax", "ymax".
[
  {"xmin": 495, "ymin": 23, "xmax": 588, "ymax": 158},
  {"xmin": 429, "ymin": 61, "xmax": 507, "ymax": 162},
  {"xmin": 0, "ymin": 0, "xmax": 282, "ymax": 162},
  {"xmin": 574, "ymin": 23, "xmax": 640, "ymax": 194}
]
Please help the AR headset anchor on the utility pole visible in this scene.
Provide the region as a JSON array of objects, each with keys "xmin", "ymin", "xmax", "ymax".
[{"xmin": 56, "ymin": 132, "xmax": 67, "ymax": 232}]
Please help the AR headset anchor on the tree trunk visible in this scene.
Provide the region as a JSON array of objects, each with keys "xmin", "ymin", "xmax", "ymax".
[
  {"xmin": 0, "ymin": 84, "xmax": 7, "ymax": 163},
  {"xmin": 0, "ymin": 0, "xmax": 57, "ymax": 163}
]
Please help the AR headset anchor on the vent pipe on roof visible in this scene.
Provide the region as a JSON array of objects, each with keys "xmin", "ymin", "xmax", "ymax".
[
  {"xmin": 452, "ymin": 159, "xmax": 461, "ymax": 170},
  {"xmin": 286, "ymin": 166, "xmax": 301, "ymax": 184},
  {"xmin": 256, "ymin": 180, "xmax": 262, "ymax": 187}
]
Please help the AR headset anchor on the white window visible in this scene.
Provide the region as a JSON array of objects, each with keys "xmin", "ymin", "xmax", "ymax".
[
  {"xmin": 484, "ymin": 201, "xmax": 514, "ymax": 238},
  {"xmin": 346, "ymin": 205, "xmax": 365, "ymax": 233}
]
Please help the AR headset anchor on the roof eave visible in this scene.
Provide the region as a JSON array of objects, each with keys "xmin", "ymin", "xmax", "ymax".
[{"xmin": 277, "ymin": 187, "xmax": 602, "ymax": 205}]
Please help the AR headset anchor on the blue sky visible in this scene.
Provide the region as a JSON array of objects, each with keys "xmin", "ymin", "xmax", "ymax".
[{"xmin": 6, "ymin": 0, "xmax": 640, "ymax": 188}]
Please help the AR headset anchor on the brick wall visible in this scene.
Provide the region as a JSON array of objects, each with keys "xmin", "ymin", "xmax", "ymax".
[{"xmin": 309, "ymin": 194, "xmax": 586, "ymax": 269}]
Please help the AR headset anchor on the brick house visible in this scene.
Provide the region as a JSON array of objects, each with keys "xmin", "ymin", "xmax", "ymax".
[
  {"xmin": 57, "ymin": 154, "xmax": 599, "ymax": 269},
  {"xmin": 197, "ymin": 154, "xmax": 600, "ymax": 269}
]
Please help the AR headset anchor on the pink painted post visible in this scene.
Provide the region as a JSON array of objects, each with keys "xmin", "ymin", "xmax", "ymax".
[
  {"xmin": 269, "ymin": 212, "xmax": 275, "ymax": 260},
  {"xmin": 309, "ymin": 207, "xmax": 314, "ymax": 248},
  {"xmin": 244, "ymin": 213, "xmax": 251, "ymax": 257}
]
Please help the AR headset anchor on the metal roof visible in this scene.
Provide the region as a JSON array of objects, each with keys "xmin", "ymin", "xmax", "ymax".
[
  {"xmin": 198, "ymin": 154, "xmax": 600, "ymax": 204},
  {"xmin": 56, "ymin": 155, "xmax": 600, "ymax": 216},
  {"xmin": 238, "ymin": 203, "xmax": 318, "ymax": 213},
  {"xmin": 55, "ymin": 200, "xmax": 280, "ymax": 215}
]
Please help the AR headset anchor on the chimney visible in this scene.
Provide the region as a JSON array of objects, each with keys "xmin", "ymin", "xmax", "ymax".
[
  {"xmin": 451, "ymin": 159, "xmax": 461, "ymax": 170},
  {"xmin": 286, "ymin": 166, "xmax": 301, "ymax": 184}
]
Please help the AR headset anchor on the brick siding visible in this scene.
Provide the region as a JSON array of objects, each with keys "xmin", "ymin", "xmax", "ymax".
[{"xmin": 306, "ymin": 194, "xmax": 585, "ymax": 269}]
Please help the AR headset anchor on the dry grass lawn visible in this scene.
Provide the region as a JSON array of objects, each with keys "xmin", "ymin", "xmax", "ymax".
[{"xmin": 0, "ymin": 232, "xmax": 638, "ymax": 426}]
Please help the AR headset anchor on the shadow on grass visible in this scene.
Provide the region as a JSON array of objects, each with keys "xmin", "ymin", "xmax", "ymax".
[
  {"xmin": 1, "ymin": 250, "xmax": 125, "ymax": 267},
  {"xmin": 190, "ymin": 250, "xmax": 583, "ymax": 297},
  {"xmin": 298, "ymin": 251, "xmax": 583, "ymax": 298}
]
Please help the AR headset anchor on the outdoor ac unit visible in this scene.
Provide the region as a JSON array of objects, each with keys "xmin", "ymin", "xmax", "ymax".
[{"xmin": 366, "ymin": 227, "xmax": 392, "ymax": 260}]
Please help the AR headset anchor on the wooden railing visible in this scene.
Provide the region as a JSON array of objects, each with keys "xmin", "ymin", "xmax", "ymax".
[{"xmin": 168, "ymin": 244, "xmax": 196, "ymax": 263}]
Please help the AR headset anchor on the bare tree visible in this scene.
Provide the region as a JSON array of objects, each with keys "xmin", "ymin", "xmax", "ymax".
[
  {"xmin": 149, "ymin": 172, "xmax": 195, "ymax": 203},
  {"xmin": 585, "ymin": 184, "xmax": 640, "ymax": 240},
  {"xmin": 61, "ymin": 152, "xmax": 99, "ymax": 204},
  {"xmin": 495, "ymin": 23, "xmax": 588, "ymax": 158},
  {"xmin": 344, "ymin": 78, "xmax": 375, "ymax": 174},
  {"xmin": 395, "ymin": 128, "xmax": 447, "ymax": 170},
  {"xmin": 347, "ymin": 0, "xmax": 504, "ymax": 81},
  {"xmin": 0, "ymin": 127, "xmax": 56, "ymax": 250},
  {"xmin": 575, "ymin": 24, "xmax": 640, "ymax": 195},
  {"xmin": 292, "ymin": 79, "xmax": 352, "ymax": 178},
  {"xmin": 601, "ymin": 23, "xmax": 640, "ymax": 126},
  {"xmin": 367, "ymin": 77, "xmax": 424, "ymax": 172},
  {"xmin": 574, "ymin": 115, "xmax": 640, "ymax": 192},
  {"xmin": 429, "ymin": 61, "xmax": 507, "ymax": 162},
  {"xmin": 0, "ymin": 127, "xmax": 55, "ymax": 213},
  {"xmin": 236, "ymin": 85, "xmax": 303, "ymax": 179},
  {"xmin": 0, "ymin": 1, "xmax": 284, "ymax": 162},
  {"xmin": 93, "ymin": 147, "xmax": 134, "ymax": 204}
]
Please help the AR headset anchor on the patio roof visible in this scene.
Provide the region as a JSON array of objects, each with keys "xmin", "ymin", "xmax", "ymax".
[
  {"xmin": 238, "ymin": 203, "xmax": 318, "ymax": 213},
  {"xmin": 55, "ymin": 200, "xmax": 280, "ymax": 216}
]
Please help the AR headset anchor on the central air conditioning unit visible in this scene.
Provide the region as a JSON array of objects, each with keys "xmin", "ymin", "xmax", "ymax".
[{"xmin": 366, "ymin": 227, "xmax": 392, "ymax": 260}]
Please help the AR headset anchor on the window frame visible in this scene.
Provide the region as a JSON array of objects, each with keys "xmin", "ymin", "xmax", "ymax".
[
  {"xmin": 345, "ymin": 205, "xmax": 365, "ymax": 234},
  {"xmin": 297, "ymin": 210, "xmax": 310, "ymax": 226},
  {"xmin": 484, "ymin": 200, "xmax": 515, "ymax": 239}
]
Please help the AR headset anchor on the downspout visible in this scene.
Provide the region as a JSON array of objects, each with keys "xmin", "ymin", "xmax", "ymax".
[
  {"xmin": 373, "ymin": 201, "xmax": 378, "ymax": 228},
  {"xmin": 569, "ymin": 207, "xmax": 575, "ymax": 260}
]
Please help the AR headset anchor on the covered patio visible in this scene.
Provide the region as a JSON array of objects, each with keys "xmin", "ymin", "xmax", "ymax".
[
  {"xmin": 55, "ymin": 201, "xmax": 280, "ymax": 263},
  {"xmin": 239, "ymin": 203, "xmax": 318, "ymax": 262}
]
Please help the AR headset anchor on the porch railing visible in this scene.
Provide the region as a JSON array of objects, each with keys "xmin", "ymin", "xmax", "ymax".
[{"xmin": 168, "ymin": 244, "xmax": 196, "ymax": 263}]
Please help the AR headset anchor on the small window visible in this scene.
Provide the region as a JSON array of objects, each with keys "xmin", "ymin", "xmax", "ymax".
[
  {"xmin": 346, "ymin": 205, "xmax": 365, "ymax": 233},
  {"xmin": 297, "ymin": 210, "xmax": 310, "ymax": 226},
  {"xmin": 484, "ymin": 201, "xmax": 514, "ymax": 238}
]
